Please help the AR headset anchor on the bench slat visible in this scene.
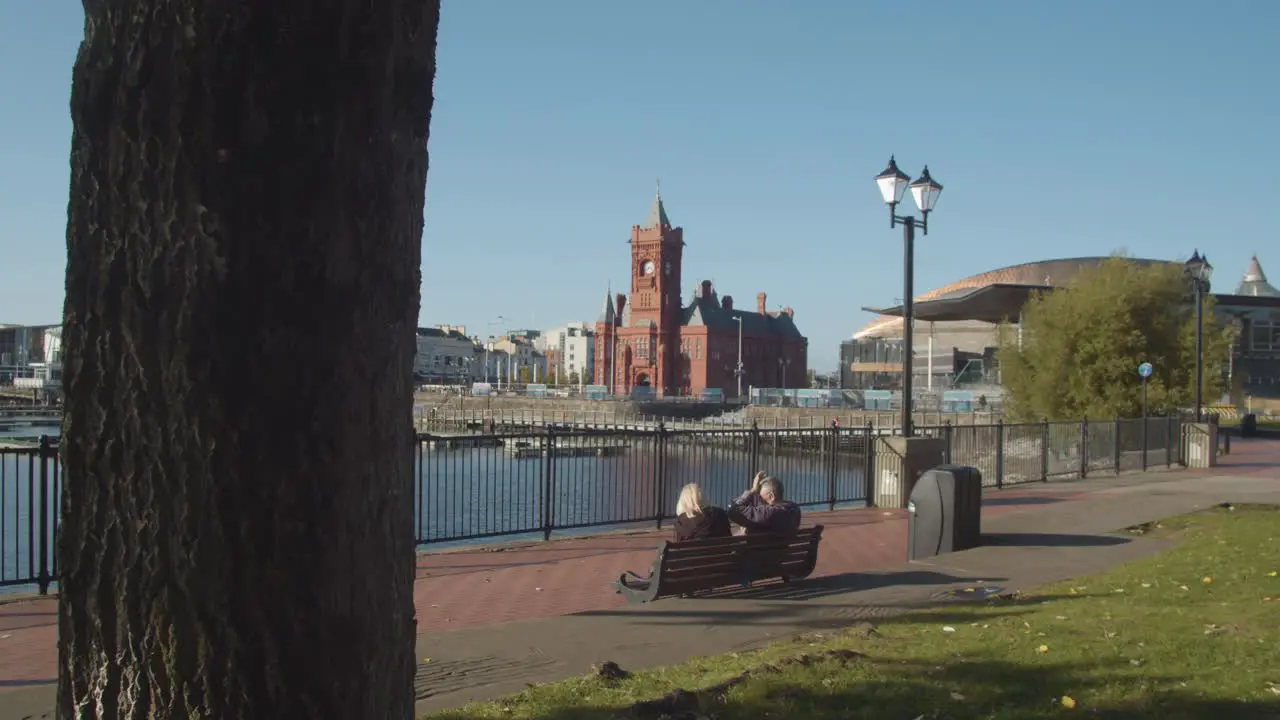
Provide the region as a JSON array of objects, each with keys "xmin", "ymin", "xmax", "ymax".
[
  {"xmin": 612, "ymin": 524, "xmax": 824, "ymax": 603},
  {"xmin": 664, "ymin": 545, "xmax": 815, "ymax": 564},
  {"xmin": 663, "ymin": 533, "xmax": 821, "ymax": 559},
  {"xmin": 662, "ymin": 550, "xmax": 814, "ymax": 576}
]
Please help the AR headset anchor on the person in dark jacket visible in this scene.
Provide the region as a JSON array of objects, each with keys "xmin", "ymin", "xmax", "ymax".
[
  {"xmin": 728, "ymin": 472, "xmax": 801, "ymax": 535},
  {"xmin": 673, "ymin": 483, "xmax": 732, "ymax": 542}
]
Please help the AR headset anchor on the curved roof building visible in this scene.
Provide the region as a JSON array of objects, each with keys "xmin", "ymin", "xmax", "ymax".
[
  {"xmin": 855, "ymin": 256, "xmax": 1177, "ymax": 340},
  {"xmin": 842, "ymin": 254, "xmax": 1280, "ymax": 396}
]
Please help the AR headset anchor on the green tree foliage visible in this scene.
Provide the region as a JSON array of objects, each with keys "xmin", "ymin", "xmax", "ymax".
[{"xmin": 998, "ymin": 258, "xmax": 1233, "ymax": 421}]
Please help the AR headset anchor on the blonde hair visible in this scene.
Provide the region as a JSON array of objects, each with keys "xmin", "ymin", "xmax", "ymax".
[{"xmin": 676, "ymin": 483, "xmax": 705, "ymax": 517}]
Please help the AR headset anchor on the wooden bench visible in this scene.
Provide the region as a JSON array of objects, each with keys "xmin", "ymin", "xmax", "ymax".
[{"xmin": 611, "ymin": 525, "xmax": 824, "ymax": 604}]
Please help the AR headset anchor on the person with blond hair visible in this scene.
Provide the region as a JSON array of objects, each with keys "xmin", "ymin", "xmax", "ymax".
[{"xmin": 673, "ymin": 483, "xmax": 732, "ymax": 542}]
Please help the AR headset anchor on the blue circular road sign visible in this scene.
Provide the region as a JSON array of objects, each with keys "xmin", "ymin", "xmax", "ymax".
[{"xmin": 1138, "ymin": 362, "xmax": 1153, "ymax": 378}]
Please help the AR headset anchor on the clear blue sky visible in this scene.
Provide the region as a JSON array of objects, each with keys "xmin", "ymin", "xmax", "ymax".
[{"xmin": 2, "ymin": 1, "xmax": 1277, "ymax": 372}]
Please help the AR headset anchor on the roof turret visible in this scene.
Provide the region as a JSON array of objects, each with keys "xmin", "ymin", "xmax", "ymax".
[{"xmin": 1235, "ymin": 255, "xmax": 1280, "ymax": 297}]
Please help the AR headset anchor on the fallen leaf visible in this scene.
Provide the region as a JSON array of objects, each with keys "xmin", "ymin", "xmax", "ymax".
[
  {"xmin": 1180, "ymin": 585, "xmax": 1190, "ymax": 591},
  {"xmin": 1267, "ymin": 571, "xmax": 1277, "ymax": 577},
  {"xmin": 422, "ymin": 657, "xmax": 431, "ymax": 663},
  {"xmin": 1061, "ymin": 695, "xmax": 1077, "ymax": 709},
  {"xmin": 1130, "ymin": 659, "xmax": 1143, "ymax": 666},
  {"xmin": 951, "ymin": 691, "xmax": 966, "ymax": 701},
  {"xmin": 1037, "ymin": 645, "xmax": 1050, "ymax": 654},
  {"xmin": 942, "ymin": 626, "xmax": 956, "ymax": 633},
  {"xmin": 1055, "ymin": 616, "xmax": 1068, "ymax": 620},
  {"xmin": 1202, "ymin": 577, "xmax": 1213, "ymax": 584},
  {"xmin": 1141, "ymin": 583, "xmax": 1152, "ymax": 588}
]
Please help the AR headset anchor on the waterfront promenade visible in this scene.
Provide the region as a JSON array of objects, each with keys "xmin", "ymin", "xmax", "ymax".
[{"xmin": 0, "ymin": 440, "xmax": 1275, "ymax": 718}]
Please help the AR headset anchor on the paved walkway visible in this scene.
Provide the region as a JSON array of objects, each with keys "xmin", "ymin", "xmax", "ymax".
[{"xmin": 1, "ymin": 439, "xmax": 1275, "ymax": 718}]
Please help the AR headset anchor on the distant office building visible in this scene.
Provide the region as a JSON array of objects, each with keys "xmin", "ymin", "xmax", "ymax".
[
  {"xmin": 0, "ymin": 323, "xmax": 61, "ymax": 384},
  {"xmin": 538, "ymin": 322, "xmax": 594, "ymax": 383}
]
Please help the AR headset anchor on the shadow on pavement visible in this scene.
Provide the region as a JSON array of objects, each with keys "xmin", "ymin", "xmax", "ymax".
[
  {"xmin": 981, "ymin": 495, "xmax": 1065, "ymax": 507},
  {"xmin": 981, "ymin": 532, "xmax": 1131, "ymax": 548},
  {"xmin": 578, "ymin": 587, "xmax": 1098, "ymax": 633},
  {"xmin": 692, "ymin": 570, "xmax": 1006, "ymax": 602},
  {"xmin": 0, "ymin": 678, "xmax": 54, "ymax": 688}
]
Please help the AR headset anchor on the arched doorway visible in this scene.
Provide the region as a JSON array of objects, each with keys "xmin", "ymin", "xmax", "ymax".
[{"xmin": 635, "ymin": 372, "xmax": 651, "ymax": 387}]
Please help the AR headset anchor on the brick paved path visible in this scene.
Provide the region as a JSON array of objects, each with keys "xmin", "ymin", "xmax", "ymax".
[{"xmin": 1, "ymin": 437, "xmax": 1274, "ymax": 696}]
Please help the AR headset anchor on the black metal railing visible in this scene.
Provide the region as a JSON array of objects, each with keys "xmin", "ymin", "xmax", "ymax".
[
  {"xmin": 0, "ymin": 415, "xmax": 1192, "ymax": 594},
  {"xmin": 411, "ymin": 425, "xmax": 875, "ymax": 545},
  {"xmin": 918, "ymin": 416, "xmax": 1183, "ymax": 489},
  {"xmin": 0, "ymin": 435, "xmax": 59, "ymax": 594}
]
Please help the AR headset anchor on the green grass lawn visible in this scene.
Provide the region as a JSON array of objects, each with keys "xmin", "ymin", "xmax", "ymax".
[{"xmin": 427, "ymin": 505, "xmax": 1280, "ymax": 720}]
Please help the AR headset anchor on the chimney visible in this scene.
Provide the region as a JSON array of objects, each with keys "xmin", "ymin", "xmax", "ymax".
[
  {"xmin": 782, "ymin": 306, "xmax": 794, "ymax": 318},
  {"xmin": 700, "ymin": 280, "xmax": 712, "ymax": 299},
  {"xmin": 757, "ymin": 292, "xmax": 767, "ymax": 314},
  {"xmin": 722, "ymin": 295, "xmax": 733, "ymax": 311},
  {"xmin": 615, "ymin": 293, "xmax": 627, "ymax": 319}
]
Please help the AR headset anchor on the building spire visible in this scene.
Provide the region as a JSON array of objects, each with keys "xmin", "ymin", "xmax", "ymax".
[
  {"xmin": 645, "ymin": 180, "xmax": 670, "ymax": 228},
  {"xmin": 1236, "ymin": 255, "xmax": 1280, "ymax": 297},
  {"xmin": 597, "ymin": 285, "xmax": 616, "ymax": 323}
]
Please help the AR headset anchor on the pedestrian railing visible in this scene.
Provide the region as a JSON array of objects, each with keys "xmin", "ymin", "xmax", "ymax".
[{"xmin": 0, "ymin": 415, "xmax": 1189, "ymax": 595}]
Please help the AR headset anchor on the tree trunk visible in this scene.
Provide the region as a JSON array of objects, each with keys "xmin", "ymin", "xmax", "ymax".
[{"xmin": 58, "ymin": 2, "xmax": 439, "ymax": 717}]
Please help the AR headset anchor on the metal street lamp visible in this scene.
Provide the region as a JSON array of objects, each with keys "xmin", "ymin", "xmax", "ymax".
[
  {"xmin": 485, "ymin": 315, "xmax": 506, "ymax": 384},
  {"xmin": 1183, "ymin": 250, "xmax": 1213, "ymax": 422},
  {"xmin": 875, "ymin": 155, "xmax": 943, "ymax": 438},
  {"xmin": 733, "ymin": 316, "xmax": 745, "ymax": 399}
]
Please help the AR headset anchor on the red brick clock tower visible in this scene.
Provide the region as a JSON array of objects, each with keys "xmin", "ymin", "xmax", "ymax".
[{"xmin": 625, "ymin": 188, "xmax": 683, "ymax": 394}]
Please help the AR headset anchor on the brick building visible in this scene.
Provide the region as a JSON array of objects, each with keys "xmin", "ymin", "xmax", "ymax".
[{"xmin": 593, "ymin": 190, "xmax": 808, "ymax": 398}]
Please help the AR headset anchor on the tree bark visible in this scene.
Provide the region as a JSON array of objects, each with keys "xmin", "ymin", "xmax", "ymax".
[{"xmin": 58, "ymin": 2, "xmax": 439, "ymax": 717}]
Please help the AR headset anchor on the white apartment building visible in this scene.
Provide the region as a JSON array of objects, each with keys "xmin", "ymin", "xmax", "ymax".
[{"xmin": 537, "ymin": 322, "xmax": 594, "ymax": 383}]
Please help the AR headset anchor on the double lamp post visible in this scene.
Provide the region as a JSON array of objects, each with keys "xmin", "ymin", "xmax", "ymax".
[
  {"xmin": 874, "ymin": 156, "xmax": 943, "ymax": 438},
  {"xmin": 873, "ymin": 157, "xmax": 1214, "ymax": 431},
  {"xmin": 1184, "ymin": 250, "xmax": 1213, "ymax": 422}
]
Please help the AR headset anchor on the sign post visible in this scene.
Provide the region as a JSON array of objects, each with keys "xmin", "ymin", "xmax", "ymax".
[
  {"xmin": 1138, "ymin": 362, "xmax": 1153, "ymax": 470},
  {"xmin": 1137, "ymin": 362, "xmax": 1153, "ymax": 418}
]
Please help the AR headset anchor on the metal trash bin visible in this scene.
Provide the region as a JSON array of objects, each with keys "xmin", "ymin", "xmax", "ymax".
[
  {"xmin": 907, "ymin": 465, "xmax": 983, "ymax": 561},
  {"xmin": 1241, "ymin": 414, "xmax": 1257, "ymax": 438}
]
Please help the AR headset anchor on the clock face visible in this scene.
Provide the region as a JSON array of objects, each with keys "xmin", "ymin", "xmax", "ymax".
[{"xmin": 641, "ymin": 260, "xmax": 655, "ymax": 276}]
